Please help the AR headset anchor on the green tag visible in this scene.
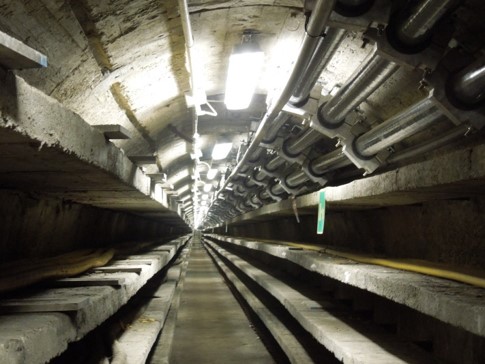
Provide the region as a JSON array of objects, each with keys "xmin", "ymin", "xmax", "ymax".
[{"xmin": 317, "ymin": 190, "xmax": 326, "ymax": 234}]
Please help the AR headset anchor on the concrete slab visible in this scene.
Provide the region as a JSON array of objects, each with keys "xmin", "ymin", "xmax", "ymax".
[
  {"xmin": 211, "ymin": 235, "xmax": 485, "ymax": 338},
  {"xmin": 205, "ymin": 239, "xmax": 434, "ymax": 364},
  {"xmin": 92, "ymin": 124, "xmax": 131, "ymax": 139},
  {"xmin": 205, "ymin": 242, "xmax": 314, "ymax": 364},
  {"xmin": 0, "ymin": 30, "xmax": 47, "ymax": 69},
  {"xmin": 0, "ymin": 73, "xmax": 185, "ymax": 226},
  {"xmin": 0, "ymin": 237, "xmax": 188, "ymax": 363}
]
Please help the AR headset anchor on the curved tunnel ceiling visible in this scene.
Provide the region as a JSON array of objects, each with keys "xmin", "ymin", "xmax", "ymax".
[{"xmin": 1, "ymin": 0, "xmax": 484, "ymax": 228}]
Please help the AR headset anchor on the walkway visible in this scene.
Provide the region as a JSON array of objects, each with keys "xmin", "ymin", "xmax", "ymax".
[{"xmin": 169, "ymin": 236, "xmax": 274, "ymax": 363}]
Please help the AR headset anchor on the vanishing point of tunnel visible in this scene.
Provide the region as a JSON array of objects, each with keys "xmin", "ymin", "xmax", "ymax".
[{"xmin": 0, "ymin": 0, "xmax": 484, "ymax": 363}]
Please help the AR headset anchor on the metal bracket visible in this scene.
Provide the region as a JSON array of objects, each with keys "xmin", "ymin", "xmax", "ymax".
[
  {"xmin": 427, "ymin": 66, "xmax": 485, "ymax": 130},
  {"xmin": 309, "ymin": 109, "xmax": 381, "ymax": 174},
  {"xmin": 364, "ymin": 27, "xmax": 442, "ymax": 72}
]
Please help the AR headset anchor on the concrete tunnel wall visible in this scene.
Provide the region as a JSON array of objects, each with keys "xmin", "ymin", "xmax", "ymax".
[
  {"xmin": 219, "ymin": 196, "xmax": 485, "ymax": 269},
  {"xmin": 0, "ymin": 189, "xmax": 187, "ymax": 263}
]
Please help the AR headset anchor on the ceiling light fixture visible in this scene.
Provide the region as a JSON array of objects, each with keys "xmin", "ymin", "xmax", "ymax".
[
  {"xmin": 211, "ymin": 142, "xmax": 233, "ymax": 160},
  {"xmin": 207, "ymin": 168, "xmax": 218, "ymax": 180},
  {"xmin": 203, "ymin": 183, "xmax": 213, "ymax": 192},
  {"xmin": 224, "ymin": 31, "xmax": 264, "ymax": 110}
]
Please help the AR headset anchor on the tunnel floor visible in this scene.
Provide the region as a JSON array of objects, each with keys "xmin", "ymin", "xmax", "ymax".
[{"xmin": 168, "ymin": 236, "xmax": 274, "ymax": 363}]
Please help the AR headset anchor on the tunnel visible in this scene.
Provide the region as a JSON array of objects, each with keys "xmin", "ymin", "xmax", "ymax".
[{"xmin": 0, "ymin": 0, "xmax": 485, "ymax": 363}]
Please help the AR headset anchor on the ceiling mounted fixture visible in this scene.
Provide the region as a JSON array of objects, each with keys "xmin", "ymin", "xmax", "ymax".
[
  {"xmin": 207, "ymin": 168, "xmax": 218, "ymax": 180},
  {"xmin": 211, "ymin": 142, "xmax": 233, "ymax": 160},
  {"xmin": 203, "ymin": 183, "xmax": 213, "ymax": 192},
  {"xmin": 224, "ymin": 31, "xmax": 265, "ymax": 110}
]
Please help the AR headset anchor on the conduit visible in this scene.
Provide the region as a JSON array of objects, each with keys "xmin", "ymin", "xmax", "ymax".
[{"xmin": 213, "ymin": 0, "xmax": 336, "ymax": 197}]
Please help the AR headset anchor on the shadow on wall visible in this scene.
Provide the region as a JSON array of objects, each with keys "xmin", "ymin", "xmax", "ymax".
[
  {"xmin": 217, "ymin": 197, "xmax": 485, "ymax": 269},
  {"xmin": 0, "ymin": 189, "xmax": 188, "ymax": 263}
]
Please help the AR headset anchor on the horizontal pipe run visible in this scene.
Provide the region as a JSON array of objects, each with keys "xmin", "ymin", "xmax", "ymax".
[
  {"xmin": 285, "ymin": 128, "xmax": 323, "ymax": 156},
  {"xmin": 285, "ymin": 170, "xmax": 309, "ymax": 188},
  {"xmin": 354, "ymin": 97, "xmax": 442, "ymax": 157},
  {"xmin": 265, "ymin": 155, "xmax": 286, "ymax": 172},
  {"xmin": 263, "ymin": 114, "xmax": 290, "ymax": 144},
  {"xmin": 310, "ymin": 149, "xmax": 349, "ymax": 175},
  {"xmin": 387, "ymin": 124, "xmax": 470, "ymax": 164},
  {"xmin": 394, "ymin": 0, "xmax": 457, "ymax": 48},
  {"xmin": 213, "ymin": 0, "xmax": 336, "ymax": 200},
  {"xmin": 290, "ymin": 28, "xmax": 347, "ymax": 106},
  {"xmin": 319, "ymin": 49, "xmax": 399, "ymax": 126},
  {"xmin": 270, "ymin": 182, "xmax": 286, "ymax": 197},
  {"xmin": 451, "ymin": 58, "xmax": 485, "ymax": 107}
]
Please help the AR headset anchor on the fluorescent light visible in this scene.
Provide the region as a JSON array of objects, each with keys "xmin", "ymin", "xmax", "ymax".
[
  {"xmin": 211, "ymin": 143, "xmax": 232, "ymax": 160},
  {"xmin": 203, "ymin": 183, "xmax": 213, "ymax": 192},
  {"xmin": 201, "ymin": 200, "xmax": 207, "ymax": 206},
  {"xmin": 207, "ymin": 169, "xmax": 218, "ymax": 180},
  {"xmin": 224, "ymin": 43, "xmax": 264, "ymax": 110},
  {"xmin": 201, "ymin": 194, "xmax": 209, "ymax": 200}
]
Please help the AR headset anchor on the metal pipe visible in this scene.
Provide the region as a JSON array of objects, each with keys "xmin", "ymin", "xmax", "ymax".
[
  {"xmin": 263, "ymin": 114, "xmax": 291, "ymax": 144},
  {"xmin": 450, "ymin": 58, "xmax": 485, "ymax": 107},
  {"xmin": 310, "ymin": 149, "xmax": 349, "ymax": 174},
  {"xmin": 270, "ymin": 182, "xmax": 286, "ymax": 197},
  {"xmin": 285, "ymin": 170, "xmax": 309, "ymax": 188},
  {"xmin": 394, "ymin": 0, "xmax": 457, "ymax": 48},
  {"xmin": 216, "ymin": 0, "xmax": 336, "ymax": 195},
  {"xmin": 319, "ymin": 48, "xmax": 399, "ymax": 126},
  {"xmin": 387, "ymin": 124, "xmax": 470, "ymax": 164},
  {"xmin": 355, "ymin": 98, "xmax": 442, "ymax": 157},
  {"xmin": 335, "ymin": 0, "xmax": 375, "ymax": 16},
  {"xmin": 285, "ymin": 128, "xmax": 323, "ymax": 156},
  {"xmin": 290, "ymin": 28, "xmax": 347, "ymax": 106},
  {"xmin": 265, "ymin": 155, "xmax": 286, "ymax": 172}
]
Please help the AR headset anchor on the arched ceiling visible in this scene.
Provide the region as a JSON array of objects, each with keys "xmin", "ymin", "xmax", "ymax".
[{"xmin": 0, "ymin": 0, "xmax": 483, "ymax": 227}]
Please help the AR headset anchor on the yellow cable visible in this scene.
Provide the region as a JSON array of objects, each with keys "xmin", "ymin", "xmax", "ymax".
[{"xmin": 243, "ymin": 237, "xmax": 485, "ymax": 289}]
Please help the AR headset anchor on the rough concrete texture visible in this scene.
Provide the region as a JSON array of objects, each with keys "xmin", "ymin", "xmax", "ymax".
[
  {"xmin": 0, "ymin": 237, "xmax": 187, "ymax": 364},
  {"xmin": 0, "ymin": 189, "xmax": 187, "ymax": 263},
  {"xmin": 223, "ymin": 143, "xmax": 485, "ymax": 267},
  {"xmin": 116, "ymin": 280, "xmax": 177, "ymax": 363},
  {"xmin": 206, "ymin": 239, "xmax": 434, "ymax": 364},
  {"xmin": 148, "ymin": 247, "xmax": 191, "ymax": 364},
  {"xmin": 210, "ymin": 235, "xmax": 485, "ymax": 338},
  {"xmin": 205, "ymin": 241, "xmax": 317, "ymax": 364},
  {"xmin": 0, "ymin": 313, "xmax": 76, "ymax": 364},
  {"xmin": 0, "ymin": 71, "xmax": 187, "ymax": 226}
]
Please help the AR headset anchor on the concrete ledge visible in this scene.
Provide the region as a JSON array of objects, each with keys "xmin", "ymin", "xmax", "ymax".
[
  {"xmin": 209, "ymin": 234, "xmax": 485, "ymax": 338},
  {"xmin": 0, "ymin": 236, "xmax": 189, "ymax": 364},
  {"xmin": 0, "ymin": 73, "xmax": 183, "ymax": 224},
  {"xmin": 205, "ymin": 239, "xmax": 433, "ymax": 364},
  {"xmin": 205, "ymin": 242, "xmax": 313, "ymax": 364},
  {"xmin": 226, "ymin": 143, "xmax": 485, "ymax": 225}
]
